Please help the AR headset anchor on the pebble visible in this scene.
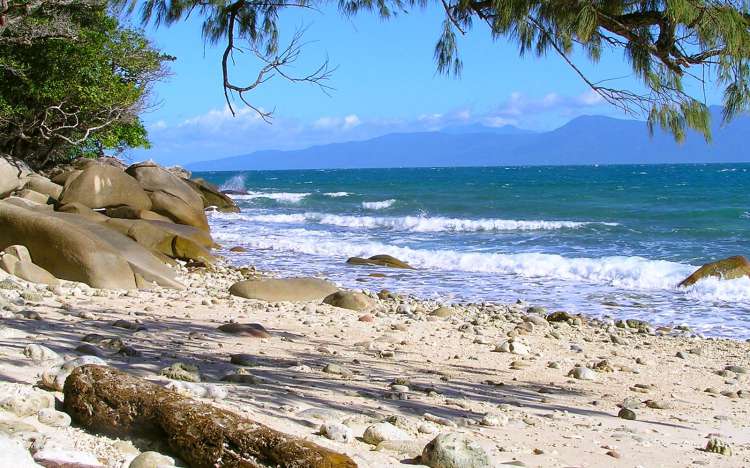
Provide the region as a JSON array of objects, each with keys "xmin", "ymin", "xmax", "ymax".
[
  {"xmin": 230, "ymin": 354, "xmax": 258, "ymax": 366},
  {"xmin": 320, "ymin": 422, "xmax": 354, "ymax": 443},
  {"xmin": 705, "ymin": 438, "xmax": 731, "ymax": 456},
  {"xmin": 494, "ymin": 340, "xmax": 529, "ymax": 355},
  {"xmin": 129, "ymin": 451, "xmax": 176, "ymax": 468},
  {"xmin": 421, "ymin": 432, "xmax": 491, "ymax": 468},
  {"xmin": 37, "ymin": 408, "xmax": 71, "ymax": 427},
  {"xmin": 618, "ymin": 408, "xmax": 637, "ymax": 420},
  {"xmin": 322, "ymin": 363, "xmax": 354, "ymax": 378}
]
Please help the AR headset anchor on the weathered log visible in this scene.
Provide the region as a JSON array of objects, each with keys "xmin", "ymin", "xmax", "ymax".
[{"xmin": 63, "ymin": 365, "xmax": 357, "ymax": 468}]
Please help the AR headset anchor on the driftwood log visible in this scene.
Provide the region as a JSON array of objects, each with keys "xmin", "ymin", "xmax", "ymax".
[{"xmin": 63, "ymin": 365, "xmax": 357, "ymax": 468}]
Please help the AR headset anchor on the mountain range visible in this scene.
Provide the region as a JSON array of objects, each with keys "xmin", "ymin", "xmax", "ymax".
[{"xmin": 186, "ymin": 107, "xmax": 749, "ymax": 171}]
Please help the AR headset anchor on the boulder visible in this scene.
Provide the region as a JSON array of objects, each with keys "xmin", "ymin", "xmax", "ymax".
[
  {"xmin": 679, "ymin": 256, "xmax": 750, "ymax": 287},
  {"xmin": 24, "ymin": 174, "xmax": 63, "ymax": 199},
  {"xmin": 15, "ymin": 188, "xmax": 51, "ymax": 205},
  {"xmin": 125, "ymin": 162, "xmax": 208, "ymax": 231},
  {"xmin": 0, "ymin": 202, "xmax": 137, "ymax": 289},
  {"xmin": 229, "ymin": 277, "xmax": 338, "ymax": 302},
  {"xmin": 0, "ymin": 157, "xmax": 31, "ymax": 198},
  {"xmin": 184, "ymin": 178, "xmax": 239, "ymax": 213},
  {"xmin": 64, "ymin": 365, "xmax": 357, "ymax": 467},
  {"xmin": 346, "ymin": 254, "xmax": 414, "ymax": 269},
  {"xmin": 59, "ymin": 164, "xmax": 151, "ymax": 210},
  {"xmin": 105, "ymin": 205, "xmax": 173, "ymax": 223},
  {"xmin": 323, "ymin": 291, "xmax": 374, "ymax": 311}
]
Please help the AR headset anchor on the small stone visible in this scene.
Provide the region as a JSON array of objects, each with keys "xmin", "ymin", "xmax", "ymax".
[
  {"xmin": 675, "ymin": 351, "xmax": 687, "ymax": 359},
  {"xmin": 362, "ymin": 422, "xmax": 411, "ymax": 445},
  {"xmin": 705, "ymin": 438, "xmax": 731, "ymax": 456},
  {"xmin": 23, "ymin": 344, "xmax": 60, "ymax": 362},
  {"xmin": 129, "ymin": 451, "xmax": 176, "ymax": 468},
  {"xmin": 606, "ymin": 450, "xmax": 621, "ymax": 459},
  {"xmin": 725, "ymin": 365, "xmax": 747, "ymax": 374},
  {"xmin": 112, "ymin": 319, "xmax": 147, "ymax": 331},
  {"xmin": 322, "ymin": 363, "xmax": 354, "ymax": 377},
  {"xmin": 546, "ymin": 311, "xmax": 573, "ymax": 322},
  {"xmin": 217, "ymin": 322, "xmax": 270, "ymax": 338},
  {"xmin": 160, "ymin": 362, "xmax": 201, "ymax": 382},
  {"xmin": 320, "ymin": 422, "xmax": 353, "ymax": 443},
  {"xmin": 568, "ymin": 367, "xmax": 597, "ymax": 381},
  {"xmin": 221, "ymin": 373, "xmax": 260, "ymax": 384},
  {"xmin": 494, "ymin": 340, "xmax": 528, "ymax": 355},
  {"xmin": 37, "ymin": 408, "xmax": 71, "ymax": 427},
  {"xmin": 618, "ymin": 408, "xmax": 636, "ymax": 420},
  {"xmin": 75, "ymin": 343, "xmax": 108, "ymax": 357},
  {"xmin": 480, "ymin": 413, "xmax": 507, "ymax": 427},
  {"xmin": 230, "ymin": 354, "xmax": 257, "ymax": 366},
  {"xmin": 431, "ymin": 306, "xmax": 456, "ymax": 318},
  {"xmin": 421, "ymin": 432, "xmax": 491, "ymax": 468},
  {"xmin": 645, "ymin": 400, "xmax": 673, "ymax": 409}
]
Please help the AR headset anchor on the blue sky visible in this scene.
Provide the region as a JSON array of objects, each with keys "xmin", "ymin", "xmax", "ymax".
[{"xmin": 131, "ymin": 4, "xmax": 724, "ymax": 165}]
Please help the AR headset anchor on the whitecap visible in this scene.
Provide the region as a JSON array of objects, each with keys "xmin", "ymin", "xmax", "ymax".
[
  {"xmin": 323, "ymin": 192, "xmax": 351, "ymax": 198},
  {"xmin": 228, "ymin": 192, "xmax": 311, "ymax": 203},
  {"xmin": 215, "ymin": 211, "xmax": 617, "ymax": 232},
  {"xmin": 362, "ymin": 199, "xmax": 396, "ymax": 210}
]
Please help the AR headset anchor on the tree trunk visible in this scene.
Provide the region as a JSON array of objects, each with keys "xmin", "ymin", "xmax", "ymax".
[{"xmin": 63, "ymin": 365, "xmax": 357, "ymax": 468}]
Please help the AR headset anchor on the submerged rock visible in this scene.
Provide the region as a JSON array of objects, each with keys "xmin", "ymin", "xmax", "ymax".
[
  {"xmin": 346, "ymin": 254, "xmax": 414, "ymax": 269},
  {"xmin": 679, "ymin": 255, "xmax": 750, "ymax": 287}
]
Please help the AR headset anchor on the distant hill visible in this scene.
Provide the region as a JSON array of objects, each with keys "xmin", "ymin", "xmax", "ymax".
[{"xmin": 186, "ymin": 107, "xmax": 750, "ymax": 171}]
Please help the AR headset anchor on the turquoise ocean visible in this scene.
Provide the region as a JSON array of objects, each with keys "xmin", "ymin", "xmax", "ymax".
[{"xmin": 196, "ymin": 164, "xmax": 750, "ymax": 338}]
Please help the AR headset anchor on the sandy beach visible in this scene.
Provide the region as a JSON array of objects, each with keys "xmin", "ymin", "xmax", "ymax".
[{"xmin": 1, "ymin": 256, "xmax": 749, "ymax": 467}]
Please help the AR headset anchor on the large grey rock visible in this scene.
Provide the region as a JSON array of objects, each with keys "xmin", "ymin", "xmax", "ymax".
[
  {"xmin": 184, "ymin": 178, "xmax": 239, "ymax": 213},
  {"xmin": 229, "ymin": 277, "xmax": 338, "ymax": 302},
  {"xmin": 59, "ymin": 164, "xmax": 151, "ymax": 210},
  {"xmin": 421, "ymin": 433, "xmax": 491, "ymax": 468},
  {"xmin": 0, "ymin": 249, "xmax": 60, "ymax": 286},
  {"xmin": 126, "ymin": 162, "xmax": 208, "ymax": 231}
]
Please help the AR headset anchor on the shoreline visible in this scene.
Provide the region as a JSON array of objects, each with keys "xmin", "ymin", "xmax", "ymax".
[{"xmin": 2, "ymin": 257, "xmax": 750, "ymax": 467}]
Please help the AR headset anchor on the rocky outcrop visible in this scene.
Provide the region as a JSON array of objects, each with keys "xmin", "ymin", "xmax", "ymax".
[
  {"xmin": 229, "ymin": 277, "xmax": 338, "ymax": 302},
  {"xmin": 184, "ymin": 178, "xmax": 240, "ymax": 213},
  {"xmin": 346, "ymin": 254, "xmax": 414, "ymax": 269},
  {"xmin": 105, "ymin": 218, "xmax": 215, "ymax": 264},
  {"xmin": 126, "ymin": 162, "xmax": 208, "ymax": 231},
  {"xmin": 63, "ymin": 365, "xmax": 357, "ymax": 467},
  {"xmin": 59, "ymin": 164, "xmax": 152, "ymax": 210},
  {"xmin": 0, "ymin": 202, "xmax": 138, "ymax": 289},
  {"xmin": 50, "ymin": 212, "xmax": 184, "ymax": 289},
  {"xmin": 323, "ymin": 291, "xmax": 374, "ymax": 311},
  {"xmin": 679, "ymin": 256, "xmax": 750, "ymax": 287}
]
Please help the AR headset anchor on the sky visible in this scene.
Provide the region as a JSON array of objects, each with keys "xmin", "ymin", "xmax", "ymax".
[{"xmin": 129, "ymin": 4, "xmax": 725, "ymax": 166}]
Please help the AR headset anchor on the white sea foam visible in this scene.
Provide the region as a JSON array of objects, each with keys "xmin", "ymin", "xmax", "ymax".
[
  {"xmin": 229, "ymin": 192, "xmax": 311, "ymax": 203},
  {"xmin": 219, "ymin": 174, "xmax": 247, "ymax": 192},
  {"xmin": 214, "ymin": 211, "xmax": 614, "ymax": 232},
  {"xmin": 323, "ymin": 192, "xmax": 351, "ymax": 197},
  {"xmin": 213, "ymin": 225, "xmax": 750, "ymax": 303},
  {"xmin": 362, "ymin": 199, "xmax": 396, "ymax": 210}
]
